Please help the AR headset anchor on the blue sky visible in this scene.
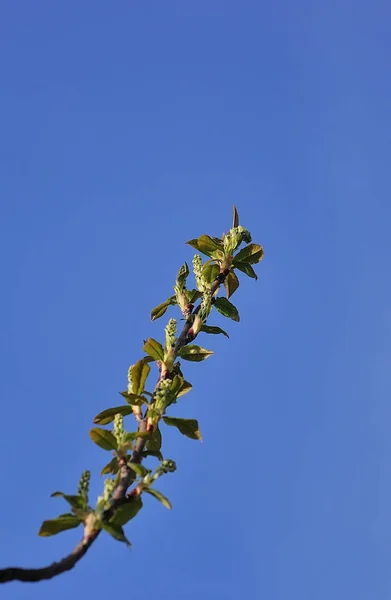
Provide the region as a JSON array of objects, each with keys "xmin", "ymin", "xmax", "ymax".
[{"xmin": 1, "ymin": 1, "xmax": 390, "ymax": 598}]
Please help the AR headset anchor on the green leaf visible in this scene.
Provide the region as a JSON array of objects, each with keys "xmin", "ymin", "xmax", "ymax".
[
  {"xmin": 120, "ymin": 391, "xmax": 149, "ymax": 406},
  {"xmin": 151, "ymin": 296, "xmax": 176, "ymax": 321},
  {"xmin": 124, "ymin": 431, "xmax": 151, "ymax": 442},
  {"xmin": 94, "ymin": 405, "xmax": 134, "ymax": 425},
  {"xmin": 89, "ymin": 428, "xmax": 118, "ymax": 451},
  {"xmin": 233, "ymin": 261, "xmax": 258, "ymax": 280},
  {"xmin": 232, "ymin": 205, "xmax": 239, "ymax": 227},
  {"xmin": 234, "ymin": 243, "xmax": 264, "ymax": 264},
  {"xmin": 131, "ymin": 359, "xmax": 151, "ymax": 395},
  {"xmin": 111, "ymin": 496, "xmax": 143, "ymax": 526},
  {"xmin": 146, "ymin": 425, "xmax": 162, "ymax": 452},
  {"xmin": 178, "ymin": 345, "xmax": 213, "ymax": 362},
  {"xmin": 197, "ymin": 235, "xmax": 223, "ymax": 258},
  {"xmin": 187, "ymin": 289, "xmax": 202, "ymax": 303},
  {"xmin": 176, "ymin": 262, "xmax": 189, "ymax": 286},
  {"xmin": 101, "ymin": 522, "xmax": 131, "ymax": 547},
  {"xmin": 50, "ymin": 492, "xmax": 86, "ymax": 511},
  {"xmin": 214, "ymin": 297, "xmax": 240, "ymax": 322},
  {"xmin": 38, "ymin": 514, "xmax": 82, "ymax": 537},
  {"xmin": 163, "ymin": 416, "xmax": 202, "ymax": 441},
  {"xmin": 143, "ymin": 338, "xmax": 164, "ymax": 361},
  {"xmin": 224, "ymin": 270, "xmax": 239, "ymax": 299},
  {"xmin": 178, "ymin": 380, "xmax": 192, "ymax": 397},
  {"xmin": 186, "ymin": 238, "xmax": 201, "ymax": 251},
  {"xmin": 127, "ymin": 463, "xmax": 149, "ymax": 478},
  {"xmin": 101, "ymin": 457, "xmax": 119, "ymax": 475},
  {"xmin": 200, "ymin": 325, "xmax": 229, "ymax": 338},
  {"xmin": 143, "ymin": 487, "xmax": 172, "ymax": 509},
  {"xmin": 141, "ymin": 449, "xmax": 164, "ymax": 461},
  {"xmin": 169, "ymin": 375, "xmax": 192, "ymax": 400},
  {"xmin": 202, "ymin": 263, "xmax": 220, "ymax": 284}
]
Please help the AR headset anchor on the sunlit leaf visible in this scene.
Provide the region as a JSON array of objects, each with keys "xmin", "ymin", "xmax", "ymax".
[
  {"xmin": 151, "ymin": 296, "xmax": 177, "ymax": 321},
  {"xmin": 234, "ymin": 243, "xmax": 264, "ymax": 264},
  {"xmin": 232, "ymin": 261, "xmax": 258, "ymax": 280},
  {"xmin": 38, "ymin": 514, "xmax": 82, "ymax": 537},
  {"xmin": 50, "ymin": 492, "xmax": 85, "ymax": 511},
  {"xmin": 120, "ymin": 392, "xmax": 149, "ymax": 406},
  {"xmin": 94, "ymin": 405, "xmax": 134, "ymax": 425},
  {"xmin": 101, "ymin": 457, "xmax": 119, "ymax": 475},
  {"xmin": 111, "ymin": 496, "xmax": 143, "ymax": 526},
  {"xmin": 224, "ymin": 271, "xmax": 239, "ymax": 298},
  {"xmin": 178, "ymin": 345, "xmax": 213, "ymax": 362},
  {"xmin": 163, "ymin": 416, "xmax": 202, "ymax": 441},
  {"xmin": 101, "ymin": 522, "xmax": 131, "ymax": 547},
  {"xmin": 143, "ymin": 487, "xmax": 172, "ymax": 509},
  {"xmin": 143, "ymin": 338, "xmax": 164, "ymax": 361},
  {"xmin": 202, "ymin": 263, "xmax": 220, "ymax": 284},
  {"xmin": 89, "ymin": 428, "xmax": 118, "ymax": 451},
  {"xmin": 131, "ymin": 359, "xmax": 151, "ymax": 395}
]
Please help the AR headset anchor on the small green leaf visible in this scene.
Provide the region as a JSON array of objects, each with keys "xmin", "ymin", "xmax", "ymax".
[
  {"xmin": 124, "ymin": 431, "xmax": 151, "ymax": 442},
  {"xmin": 200, "ymin": 325, "xmax": 229, "ymax": 338},
  {"xmin": 202, "ymin": 263, "xmax": 220, "ymax": 284},
  {"xmin": 146, "ymin": 425, "xmax": 162, "ymax": 452},
  {"xmin": 50, "ymin": 492, "xmax": 86, "ymax": 511},
  {"xmin": 101, "ymin": 457, "xmax": 119, "ymax": 475},
  {"xmin": 89, "ymin": 428, "xmax": 118, "ymax": 451},
  {"xmin": 101, "ymin": 522, "xmax": 131, "ymax": 547},
  {"xmin": 163, "ymin": 416, "xmax": 202, "ymax": 441},
  {"xmin": 94, "ymin": 405, "xmax": 134, "ymax": 425},
  {"xmin": 197, "ymin": 235, "xmax": 223, "ymax": 258},
  {"xmin": 131, "ymin": 359, "xmax": 151, "ymax": 396},
  {"xmin": 178, "ymin": 380, "xmax": 192, "ymax": 397},
  {"xmin": 120, "ymin": 391, "xmax": 149, "ymax": 406},
  {"xmin": 151, "ymin": 296, "xmax": 177, "ymax": 321},
  {"xmin": 187, "ymin": 289, "xmax": 202, "ymax": 303},
  {"xmin": 233, "ymin": 205, "xmax": 239, "ymax": 227},
  {"xmin": 141, "ymin": 449, "xmax": 164, "ymax": 461},
  {"xmin": 127, "ymin": 462, "xmax": 149, "ymax": 478},
  {"xmin": 234, "ymin": 243, "xmax": 264, "ymax": 264},
  {"xmin": 178, "ymin": 345, "xmax": 213, "ymax": 362},
  {"xmin": 233, "ymin": 261, "xmax": 258, "ymax": 280},
  {"xmin": 111, "ymin": 496, "xmax": 143, "ymax": 526},
  {"xmin": 214, "ymin": 297, "xmax": 240, "ymax": 322},
  {"xmin": 176, "ymin": 263, "xmax": 189, "ymax": 287},
  {"xmin": 186, "ymin": 238, "xmax": 201, "ymax": 251},
  {"xmin": 224, "ymin": 270, "xmax": 240, "ymax": 298},
  {"xmin": 38, "ymin": 514, "xmax": 82, "ymax": 537},
  {"xmin": 143, "ymin": 338, "xmax": 164, "ymax": 361},
  {"xmin": 143, "ymin": 487, "xmax": 172, "ymax": 509}
]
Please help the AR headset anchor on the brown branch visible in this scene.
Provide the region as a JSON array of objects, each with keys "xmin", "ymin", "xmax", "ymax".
[{"xmin": 0, "ymin": 269, "xmax": 228, "ymax": 584}]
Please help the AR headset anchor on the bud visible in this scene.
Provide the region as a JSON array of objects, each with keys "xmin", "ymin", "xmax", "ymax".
[
  {"xmin": 114, "ymin": 414, "xmax": 125, "ymax": 446},
  {"xmin": 193, "ymin": 255, "xmax": 209, "ymax": 293},
  {"xmin": 223, "ymin": 226, "xmax": 252, "ymax": 254},
  {"xmin": 78, "ymin": 470, "xmax": 91, "ymax": 501},
  {"xmin": 165, "ymin": 318, "xmax": 177, "ymax": 350}
]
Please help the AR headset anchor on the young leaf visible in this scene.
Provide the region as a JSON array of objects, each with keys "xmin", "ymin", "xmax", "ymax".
[
  {"xmin": 38, "ymin": 515, "xmax": 82, "ymax": 537},
  {"xmin": 186, "ymin": 238, "xmax": 201, "ymax": 251},
  {"xmin": 176, "ymin": 262, "xmax": 189, "ymax": 287},
  {"xmin": 202, "ymin": 263, "xmax": 220, "ymax": 284},
  {"xmin": 178, "ymin": 345, "xmax": 213, "ymax": 362},
  {"xmin": 101, "ymin": 457, "xmax": 119, "ymax": 476},
  {"xmin": 163, "ymin": 416, "xmax": 202, "ymax": 441},
  {"xmin": 50, "ymin": 492, "xmax": 86, "ymax": 511},
  {"xmin": 131, "ymin": 359, "xmax": 151, "ymax": 396},
  {"xmin": 224, "ymin": 271, "xmax": 239, "ymax": 298},
  {"xmin": 143, "ymin": 487, "xmax": 172, "ymax": 509},
  {"xmin": 124, "ymin": 431, "xmax": 151, "ymax": 442},
  {"xmin": 177, "ymin": 380, "xmax": 192, "ymax": 398},
  {"xmin": 94, "ymin": 405, "xmax": 134, "ymax": 425},
  {"xmin": 214, "ymin": 297, "xmax": 240, "ymax": 322},
  {"xmin": 127, "ymin": 463, "xmax": 149, "ymax": 478},
  {"xmin": 200, "ymin": 325, "xmax": 229, "ymax": 338},
  {"xmin": 141, "ymin": 449, "xmax": 164, "ymax": 461},
  {"xmin": 234, "ymin": 243, "xmax": 264, "ymax": 264},
  {"xmin": 187, "ymin": 289, "xmax": 202, "ymax": 303},
  {"xmin": 232, "ymin": 261, "xmax": 258, "ymax": 280},
  {"xmin": 111, "ymin": 496, "xmax": 143, "ymax": 526},
  {"xmin": 233, "ymin": 205, "xmax": 239, "ymax": 227},
  {"xmin": 151, "ymin": 296, "xmax": 176, "ymax": 321},
  {"xmin": 120, "ymin": 392, "xmax": 149, "ymax": 406},
  {"xmin": 89, "ymin": 428, "xmax": 118, "ymax": 451},
  {"xmin": 101, "ymin": 522, "xmax": 131, "ymax": 547},
  {"xmin": 146, "ymin": 425, "xmax": 162, "ymax": 452},
  {"xmin": 197, "ymin": 235, "xmax": 223, "ymax": 258},
  {"xmin": 143, "ymin": 338, "xmax": 164, "ymax": 361}
]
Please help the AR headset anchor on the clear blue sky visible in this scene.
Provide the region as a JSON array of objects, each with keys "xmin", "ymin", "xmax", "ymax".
[{"xmin": 1, "ymin": 2, "xmax": 390, "ymax": 599}]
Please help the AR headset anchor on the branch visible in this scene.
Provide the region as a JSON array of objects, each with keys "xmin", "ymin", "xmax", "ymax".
[{"xmin": 0, "ymin": 268, "xmax": 229, "ymax": 584}]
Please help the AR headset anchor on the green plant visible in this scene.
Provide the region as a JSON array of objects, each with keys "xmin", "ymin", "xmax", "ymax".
[{"xmin": 0, "ymin": 207, "xmax": 263, "ymax": 584}]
